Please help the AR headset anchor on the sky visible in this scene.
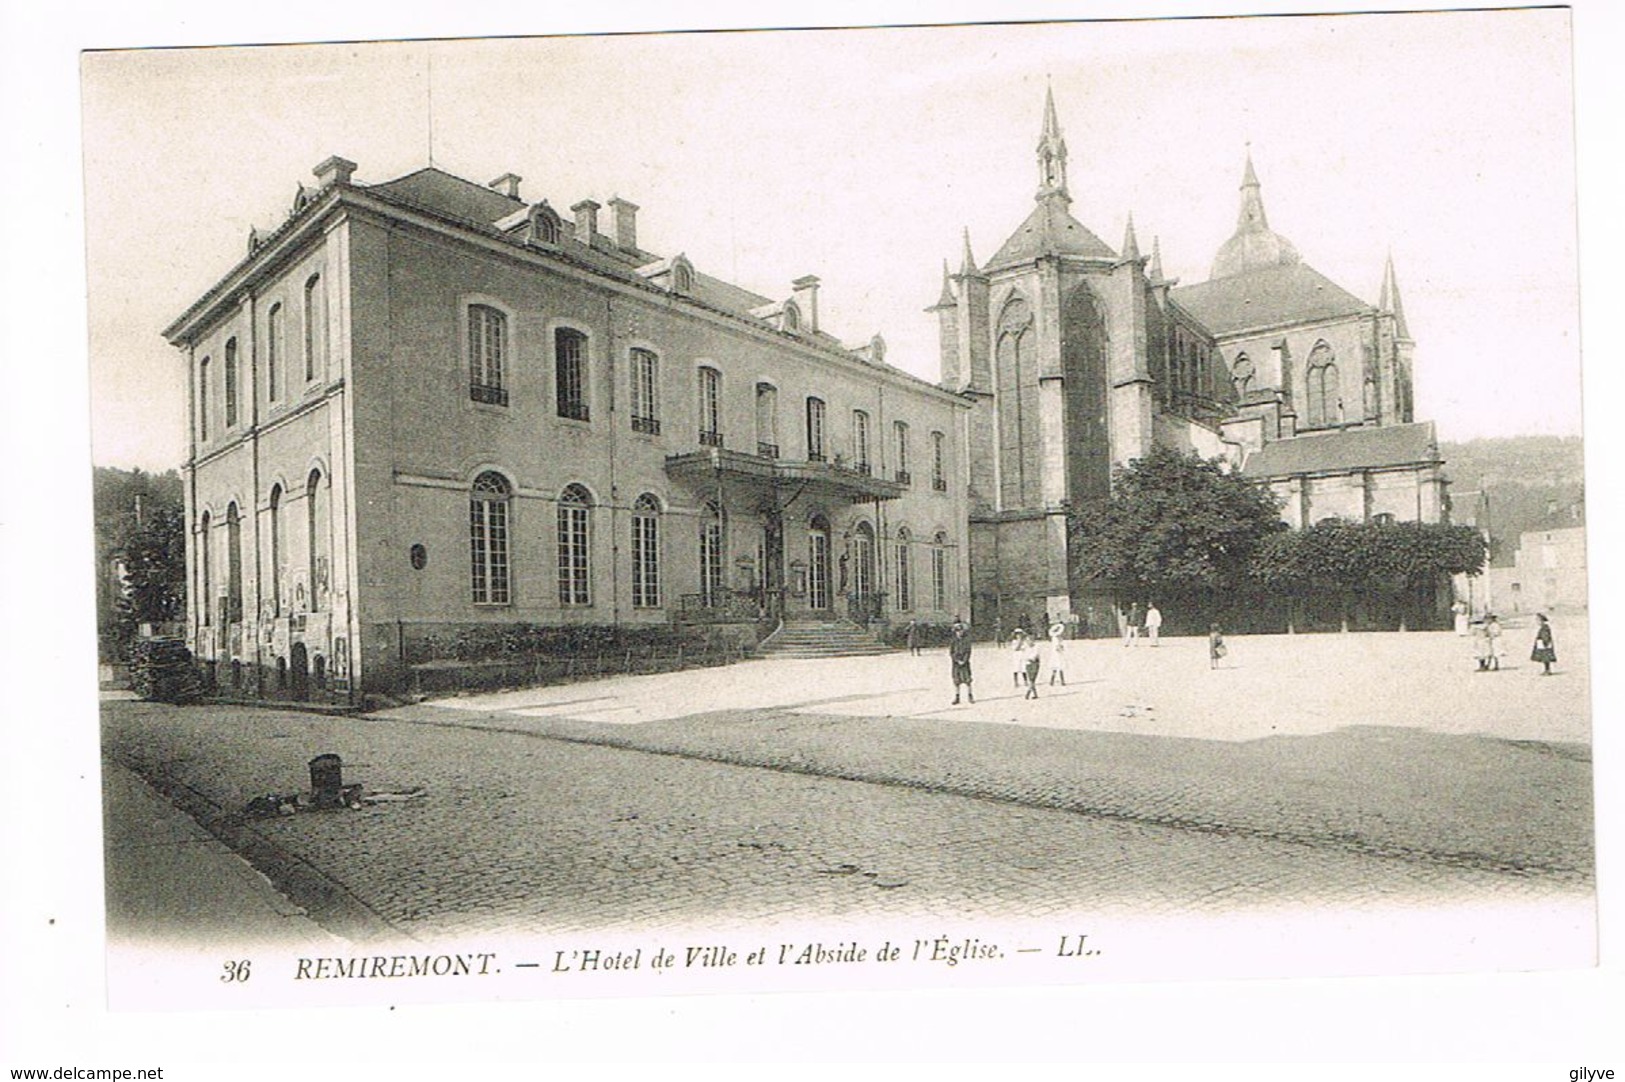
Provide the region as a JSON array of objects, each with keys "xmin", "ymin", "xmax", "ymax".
[{"xmin": 80, "ymin": 8, "xmax": 1582, "ymax": 471}]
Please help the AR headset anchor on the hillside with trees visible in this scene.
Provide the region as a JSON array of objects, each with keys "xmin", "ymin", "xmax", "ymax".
[
  {"xmin": 1440, "ymin": 436, "xmax": 1585, "ymax": 566},
  {"xmin": 94, "ymin": 466, "xmax": 185, "ymax": 660}
]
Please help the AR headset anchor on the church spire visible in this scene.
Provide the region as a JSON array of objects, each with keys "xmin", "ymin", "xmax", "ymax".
[
  {"xmin": 1236, "ymin": 145, "xmax": 1269, "ymax": 232},
  {"xmin": 1035, "ymin": 82, "xmax": 1070, "ymax": 205},
  {"xmin": 1379, "ymin": 251, "xmax": 1411, "ymax": 341},
  {"xmin": 1121, "ymin": 212, "xmax": 1141, "ymax": 261}
]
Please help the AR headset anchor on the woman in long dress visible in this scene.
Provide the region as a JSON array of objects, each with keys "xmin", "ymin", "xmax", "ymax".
[
  {"xmin": 1531, "ymin": 613, "xmax": 1558, "ymax": 675},
  {"xmin": 1046, "ymin": 621, "xmax": 1068, "ymax": 686}
]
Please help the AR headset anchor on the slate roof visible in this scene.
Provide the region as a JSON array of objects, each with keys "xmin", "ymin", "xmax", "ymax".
[
  {"xmin": 1242, "ymin": 421, "xmax": 1440, "ymax": 478},
  {"xmin": 366, "ymin": 168, "xmax": 525, "ymax": 226},
  {"xmin": 985, "ymin": 198, "xmax": 1118, "ymax": 271},
  {"xmin": 1171, "ymin": 262, "xmax": 1371, "ymax": 338}
]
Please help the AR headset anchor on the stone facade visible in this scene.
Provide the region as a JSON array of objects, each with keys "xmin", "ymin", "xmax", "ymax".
[
  {"xmin": 168, "ymin": 159, "xmax": 971, "ymax": 699},
  {"xmin": 935, "ymin": 92, "xmax": 1449, "ymax": 634}
]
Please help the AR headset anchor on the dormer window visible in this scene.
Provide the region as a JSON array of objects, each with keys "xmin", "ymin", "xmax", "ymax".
[
  {"xmin": 782, "ymin": 302, "xmax": 801, "ymax": 333},
  {"xmin": 528, "ymin": 201, "xmax": 563, "ymax": 246},
  {"xmin": 671, "ymin": 258, "xmax": 694, "ymax": 294}
]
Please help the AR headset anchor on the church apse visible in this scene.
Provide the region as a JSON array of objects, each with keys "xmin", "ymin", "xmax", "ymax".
[{"xmin": 1060, "ymin": 282, "xmax": 1112, "ymax": 507}]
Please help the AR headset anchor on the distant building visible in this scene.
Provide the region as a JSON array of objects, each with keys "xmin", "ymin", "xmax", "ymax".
[
  {"xmin": 166, "ymin": 158, "xmax": 971, "ymax": 700},
  {"xmin": 931, "ymin": 91, "xmax": 1447, "ymax": 629},
  {"xmin": 1490, "ymin": 526, "xmax": 1588, "ymax": 615}
]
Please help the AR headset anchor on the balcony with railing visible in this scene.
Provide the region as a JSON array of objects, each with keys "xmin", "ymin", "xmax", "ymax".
[
  {"xmin": 699, "ymin": 429, "xmax": 725, "ymax": 448},
  {"xmin": 894, "ymin": 469, "xmax": 911, "ymax": 485},
  {"xmin": 757, "ymin": 441, "xmax": 780, "ymax": 460},
  {"xmin": 470, "ymin": 383, "xmax": 509, "ymax": 406},
  {"xmin": 933, "ymin": 476, "xmax": 948, "ymax": 492},
  {"xmin": 632, "ymin": 415, "xmax": 661, "ymax": 436}
]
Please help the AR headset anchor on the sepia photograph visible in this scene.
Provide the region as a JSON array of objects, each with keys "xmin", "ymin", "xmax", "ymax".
[{"xmin": 6, "ymin": 0, "xmax": 1622, "ymax": 1072}]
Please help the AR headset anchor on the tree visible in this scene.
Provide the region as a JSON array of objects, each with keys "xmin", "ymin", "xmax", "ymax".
[
  {"xmin": 1251, "ymin": 518, "xmax": 1487, "ymax": 631},
  {"xmin": 94, "ymin": 467, "xmax": 184, "ymax": 659},
  {"xmin": 1068, "ymin": 446, "xmax": 1287, "ymax": 608}
]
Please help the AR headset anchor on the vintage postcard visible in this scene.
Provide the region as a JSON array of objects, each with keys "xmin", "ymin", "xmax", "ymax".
[{"xmin": 41, "ymin": 3, "xmax": 1613, "ymax": 1059}]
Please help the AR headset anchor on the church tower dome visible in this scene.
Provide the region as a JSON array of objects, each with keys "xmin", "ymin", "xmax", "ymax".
[{"xmin": 1210, "ymin": 148, "xmax": 1300, "ymax": 279}]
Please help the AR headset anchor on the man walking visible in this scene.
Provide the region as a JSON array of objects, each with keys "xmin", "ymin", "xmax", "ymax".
[
  {"xmin": 1144, "ymin": 602, "xmax": 1163, "ymax": 646},
  {"xmin": 949, "ymin": 618, "xmax": 974, "ymax": 705},
  {"xmin": 1124, "ymin": 602, "xmax": 1143, "ymax": 646}
]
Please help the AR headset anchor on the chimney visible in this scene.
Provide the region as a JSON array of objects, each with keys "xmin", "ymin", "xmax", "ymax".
[
  {"xmin": 571, "ymin": 199, "xmax": 601, "ymax": 244},
  {"xmin": 488, "ymin": 173, "xmax": 522, "ymax": 199},
  {"xmin": 313, "ymin": 156, "xmax": 357, "ymax": 188},
  {"xmin": 608, "ymin": 196, "xmax": 639, "ymax": 251},
  {"xmin": 792, "ymin": 275, "xmax": 821, "ymax": 334}
]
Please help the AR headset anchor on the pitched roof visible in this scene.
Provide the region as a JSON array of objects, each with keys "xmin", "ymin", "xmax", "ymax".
[
  {"xmin": 366, "ymin": 168, "xmax": 525, "ymax": 226},
  {"xmin": 1242, "ymin": 421, "xmax": 1440, "ymax": 478},
  {"xmin": 1170, "ymin": 262, "xmax": 1370, "ymax": 338},
  {"xmin": 985, "ymin": 198, "xmax": 1118, "ymax": 271}
]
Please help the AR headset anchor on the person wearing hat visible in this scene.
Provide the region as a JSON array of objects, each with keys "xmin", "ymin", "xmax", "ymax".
[
  {"xmin": 948, "ymin": 617, "xmax": 975, "ymax": 704},
  {"xmin": 1531, "ymin": 613, "xmax": 1558, "ymax": 675},
  {"xmin": 1011, "ymin": 629, "xmax": 1028, "ymax": 687},
  {"xmin": 1046, "ymin": 619, "xmax": 1069, "ymax": 686}
]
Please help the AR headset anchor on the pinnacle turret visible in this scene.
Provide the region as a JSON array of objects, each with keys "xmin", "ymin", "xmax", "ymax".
[
  {"xmin": 959, "ymin": 228, "xmax": 980, "ymax": 277},
  {"xmin": 1149, "ymin": 236, "xmax": 1165, "ymax": 281},
  {"xmin": 1035, "ymin": 82, "xmax": 1070, "ymax": 204},
  {"xmin": 1379, "ymin": 251, "xmax": 1411, "ymax": 341},
  {"xmin": 933, "ymin": 259, "xmax": 956, "ymax": 309},
  {"xmin": 1122, "ymin": 213, "xmax": 1141, "ymax": 262}
]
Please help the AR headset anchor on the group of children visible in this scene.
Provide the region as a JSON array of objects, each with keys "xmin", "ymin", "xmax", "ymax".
[
  {"xmin": 996, "ymin": 613, "xmax": 1229, "ymax": 702},
  {"xmin": 1469, "ymin": 610, "xmax": 1559, "ymax": 675}
]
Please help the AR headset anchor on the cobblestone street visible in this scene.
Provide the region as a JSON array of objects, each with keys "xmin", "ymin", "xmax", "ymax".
[{"xmin": 101, "ymin": 622, "xmax": 1593, "ymax": 944}]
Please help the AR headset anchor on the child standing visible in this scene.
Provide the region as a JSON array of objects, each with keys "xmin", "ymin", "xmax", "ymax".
[
  {"xmin": 1208, "ymin": 623, "xmax": 1226, "ymax": 669},
  {"xmin": 1046, "ymin": 620, "xmax": 1068, "ymax": 686},
  {"xmin": 1021, "ymin": 632, "xmax": 1043, "ymax": 699}
]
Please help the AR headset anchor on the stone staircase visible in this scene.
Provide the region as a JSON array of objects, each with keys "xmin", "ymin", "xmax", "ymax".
[{"xmin": 757, "ymin": 615, "xmax": 893, "ymax": 659}]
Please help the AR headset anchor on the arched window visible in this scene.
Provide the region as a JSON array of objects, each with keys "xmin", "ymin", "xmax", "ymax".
[
  {"xmin": 225, "ymin": 503, "xmax": 242, "ymax": 623},
  {"xmin": 468, "ymin": 304, "xmax": 508, "ymax": 405},
  {"xmin": 805, "ymin": 396, "xmax": 826, "ymax": 461},
  {"xmin": 266, "ymin": 304, "xmax": 284, "ymax": 402},
  {"xmin": 268, "ymin": 485, "xmax": 283, "ymax": 615},
  {"xmin": 851, "ymin": 410, "xmax": 870, "ymax": 474},
  {"xmin": 469, "ymin": 471, "xmax": 511, "ymax": 605},
  {"xmin": 931, "ymin": 430, "xmax": 947, "ymax": 492},
  {"xmin": 895, "ymin": 528, "xmax": 912, "ymax": 612},
  {"xmin": 303, "ymin": 273, "xmax": 325, "ymax": 383},
  {"xmin": 307, "ymin": 469, "xmax": 328, "ymax": 611},
  {"xmin": 698, "ymin": 499, "xmax": 725, "ymax": 604},
  {"xmin": 782, "ymin": 302, "xmax": 801, "ymax": 333},
  {"xmin": 631, "ymin": 494, "xmax": 661, "ymax": 609},
  {"xmin": 697, "ymin": 366, "xmax": 723, "ymax": 446},
  {"xmin": 996, "ymin": 297, "xmax": 1036, "ymax": 506},
  {"xmin": 851, "ymin": 521, "xmax": 875, "ymax": 603},
  {"xmin": 224, "ymin": 338, "xmax": 239, "ymax": 429},
  {"xmin": 672, "ymin": 261, "xmax": 694, "ymax": 293},
  {"xmin": 198, "ymin": 356, "xmax": 211, "ymax": 438},
  {"xmin": 557, "ymin": 483, "xmax": 592, "ymax": 605},
  {"xmin": 555, "ymin": 328, "xmax": 589, "ymax": 420},
  {"xmin": 630, "ymin": 348, "xmax": 660, "ymax": 434},
  {"xmin": 530, "ymin": 203, "xmax": 562, "ymax": 245},
  {"xmin": 755, "ymin": 383, "xmax": 779, "ymax": 458},
  {"xmin": 893, "ymin": 421, "xmax": 910, "ymax": 483},
  {"xmin": 1231, "ymin": 354, "xmax": 1255, "ymax": 399},
  {"xmin": 931, "ymin": 530, "xmax": 949, "ymax": 611},
  {"xmin": 198, "ymin": 511, "xmax": 212, "ymax": 626},
  {"xmin": 1306, "ymin": 343, "xmax": 1339, "ymax": 428}
]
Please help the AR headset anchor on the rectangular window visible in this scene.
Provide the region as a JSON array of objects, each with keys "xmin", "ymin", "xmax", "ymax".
[
  {"xmin": 700, "ymin": 516, "xmax": 724, "ymax": 602},
  {"xmin": 806, "ymin": 397, "xmax": 826, "ymax": 461},
  {"xmin": 267, "ymin": 305, "xmax": 283, "ymax": 402},
  {"xmin": 468, "ymin": 305, "xmax": 508, "ymax": 406},
  {"xmin": 894, "ymin": 421, "xmax": 910, "ymax": 483},
  {"xmin": 698, "ymin": 367, "xmax": 723, "ymax": 447},
  {"xmin": 556, "ymin": 329, "xmax": 590, "ymax": 421},
  {"xmin": 630, "ymin": 348, "xmax": 660, "ymax": 434},
  {"xmin": 932, "ymin": 431, "xmax": 947, "ymax": 492},
  {"xmin": 932, "ymin": 547, "xmax": 947, "ymax": 611},
  {"xmin": 198, "ymin": 357, "xmax": 210, "ymax": 438},
  {"xmin": 852, "ymin": 410, "xmax": 870, "ymax": 474},
  {"xmin": 756, "ymin": 383, "xmax": 779, "ymax": 458},
  {"xmin": 224, "ymin": 340, "xmax": 238, "ymax": 429}
]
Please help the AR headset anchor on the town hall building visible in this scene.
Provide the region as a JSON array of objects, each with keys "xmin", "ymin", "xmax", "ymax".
[{"xmin": 166, "ymin": 158, "xmax": 972, "ymax": 699}]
